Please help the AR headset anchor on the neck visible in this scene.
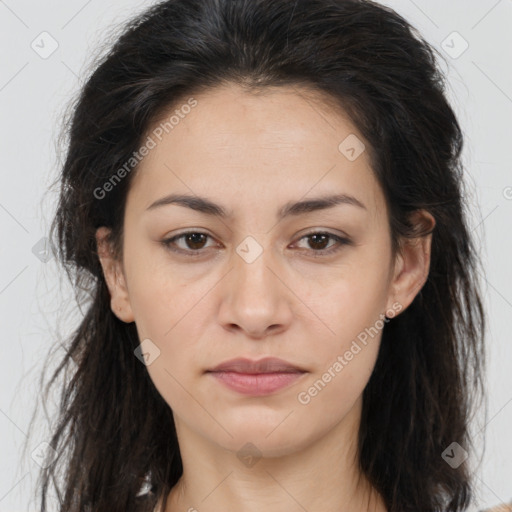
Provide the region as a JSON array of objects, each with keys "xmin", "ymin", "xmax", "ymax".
[{"xmin": 159, "ymin": 396, "xmax": 387, "ymax": 512}]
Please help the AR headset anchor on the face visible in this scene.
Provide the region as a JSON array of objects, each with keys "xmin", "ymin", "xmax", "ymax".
[{"xmin": 97, "ymin": 84, "xmax": 432, "ymax": 458}]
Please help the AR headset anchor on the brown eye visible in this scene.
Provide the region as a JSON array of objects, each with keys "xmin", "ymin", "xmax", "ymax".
[
  {"xmin": 162, "ymin": 230, "xmax": 351, "ymax": 258},
  {"xmin": 295, "ymin": 231, "xmax": 352, "ymax": 256},
  {"xmin": 181, "ymin": 233, "xmax": 208, "ymax": 250},
  {"xmin": 162, "ymin": 231, "xmax": 215, "ymax": 254},
  {"xmin": 306, "ymin": 233, "xmax": 331, "ymax": 250}
]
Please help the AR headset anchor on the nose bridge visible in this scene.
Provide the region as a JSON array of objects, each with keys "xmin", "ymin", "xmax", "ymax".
[
  {"xmin": 233, "ymin": 234, "xmax": 280, "ymax": 300},
  {"xmin": 218, "ymin": 233, "xmax": 292, "ymax": 336}
]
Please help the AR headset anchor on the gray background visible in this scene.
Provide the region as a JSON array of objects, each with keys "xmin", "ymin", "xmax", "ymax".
[{"xmin": 1, "ymin": 0, "xmax": 511, "ymax": 510}]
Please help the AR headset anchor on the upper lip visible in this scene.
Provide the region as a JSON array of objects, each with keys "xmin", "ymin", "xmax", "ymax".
[{"xmin": 207, "ymin": 357, "xmax": 306, "ymax": 374}]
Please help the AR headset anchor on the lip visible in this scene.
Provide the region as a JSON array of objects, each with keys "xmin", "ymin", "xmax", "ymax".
[
  {"xmin": 207, "ymin": 356, "xmax": 306, "ymax": 374},
  {"xmin": 206, "ymin": 357, "xmax": 307, "ymax": 396}
]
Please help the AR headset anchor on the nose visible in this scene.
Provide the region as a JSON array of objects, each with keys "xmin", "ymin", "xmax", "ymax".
[{"xmin": 217, "ymin": 237, "xmax": 294, "ymax": 339}]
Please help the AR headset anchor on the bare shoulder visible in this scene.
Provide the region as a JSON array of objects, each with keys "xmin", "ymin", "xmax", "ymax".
[{"xmin": 480, "ymin": 503, "xmax": 512, "ymax": 512}]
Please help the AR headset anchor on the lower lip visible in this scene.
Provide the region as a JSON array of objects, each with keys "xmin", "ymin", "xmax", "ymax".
[{"xmin": 208, "ymin": 371, "xmax": 306, "ymax": 396}]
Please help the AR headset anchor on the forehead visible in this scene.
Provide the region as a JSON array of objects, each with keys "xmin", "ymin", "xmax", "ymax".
[
  {"xmin": 146, "ymin": 84, "xmax": 360, "ymax": 154},
  {"xmin": 128, "ymin": 83, "xmax": 384, "ymax": 219}
]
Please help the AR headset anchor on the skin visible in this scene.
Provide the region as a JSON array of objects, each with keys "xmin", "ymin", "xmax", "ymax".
[{"xmin": 96, "ymin": 83, "xmax": 435, "ymax": 512}]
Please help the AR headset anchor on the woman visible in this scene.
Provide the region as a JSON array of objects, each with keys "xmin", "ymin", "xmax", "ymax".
[{"xmin": 30, "ymin": 0, "xmax": 489, "ymax": 511}]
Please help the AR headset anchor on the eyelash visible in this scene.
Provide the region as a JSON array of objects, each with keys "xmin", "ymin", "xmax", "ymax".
[{"xmin": 161, "ymin": 230, "xmax": 352, "ymax": 258}]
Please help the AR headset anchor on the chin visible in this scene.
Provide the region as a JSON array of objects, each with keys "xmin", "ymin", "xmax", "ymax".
[{"xmin": 206, "ymin": 419, "xmax": 312, "ymax": 459}]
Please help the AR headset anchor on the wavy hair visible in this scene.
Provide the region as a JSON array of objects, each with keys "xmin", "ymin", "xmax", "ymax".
[{"xmin": 28, "ymin": 0, "xmax": 486, "ymax": 511}]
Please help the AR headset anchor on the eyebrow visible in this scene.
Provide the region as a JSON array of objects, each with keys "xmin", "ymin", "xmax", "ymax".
[{"xmin": 145, "ymin": 192, "xmax": 367, "ymax": 219}]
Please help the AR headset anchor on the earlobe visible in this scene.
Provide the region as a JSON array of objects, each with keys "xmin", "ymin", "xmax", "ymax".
[
  {"xmin": 95, "ymin": 226, "xmax": 135, "ymax": 323},
  {"xmin": 386, "ymin": 210, "xmax": 435, "ymax": 316}
]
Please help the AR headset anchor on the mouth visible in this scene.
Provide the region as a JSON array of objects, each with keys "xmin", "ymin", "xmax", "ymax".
[
  {"xmin": 206, "ymin": 357, "xmax": 307, "ymax": 396},
  {"xmin": 207, "ymin": 356, "xmax": 306, "ymax": 374}
]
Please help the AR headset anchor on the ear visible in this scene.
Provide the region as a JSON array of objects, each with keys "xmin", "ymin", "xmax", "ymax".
[
  {"xmin": 386, "ymin": 210, "xmax": 436, "ymax": 316},
  {"xmin": 95, "ymin": 226, "xmax": 135, "ymax": 323}
]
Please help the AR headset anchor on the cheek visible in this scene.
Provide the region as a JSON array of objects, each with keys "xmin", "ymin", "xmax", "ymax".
[
  {"xmin": 305, "ymin": 259, "xmax": 390, "ymax": 380},
  {"xmin": 297, "ymin": 284, "xmax": 386, "ymax": 416},
  {"xmin": 124, "ymin": 252, "xmax": 210, "ymax": 370},
  {"xmin": 124, "ymin": 242, "xmax": 187, "ymax": 329},
  {"xmin": 319, "ymin": 263, "xmax": 390, "ymax": 336}
]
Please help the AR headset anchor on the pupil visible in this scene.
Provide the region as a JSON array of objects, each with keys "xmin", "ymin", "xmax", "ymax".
[
  {"xmin": 187, "ymin": 233, "xmax": 206, "ymax": 249},
  {"xmin": 310, "ymin": 234, "xmax": 328, "ymax": 250},
  {"xmin": 183, "ymin": 234, "xmax": 330, "ymax": 251}
]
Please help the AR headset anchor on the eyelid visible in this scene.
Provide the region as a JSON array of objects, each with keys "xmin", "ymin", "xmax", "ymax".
[
  {"xmin": 162, "ymin": 230, "xmax": 217, "ymax": 255},
  {"xmin": 291, "ymin": 230, "xmax": 352, "ymax": 255},
  {"xmin": 161, "ymin": 229, "xmax": 352, "ymax": 257}
]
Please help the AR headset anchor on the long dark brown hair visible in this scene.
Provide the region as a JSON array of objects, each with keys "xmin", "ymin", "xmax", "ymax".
[{"xmin": 26, "ymin": 0, "xmax": 487, "ymax": 511}]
